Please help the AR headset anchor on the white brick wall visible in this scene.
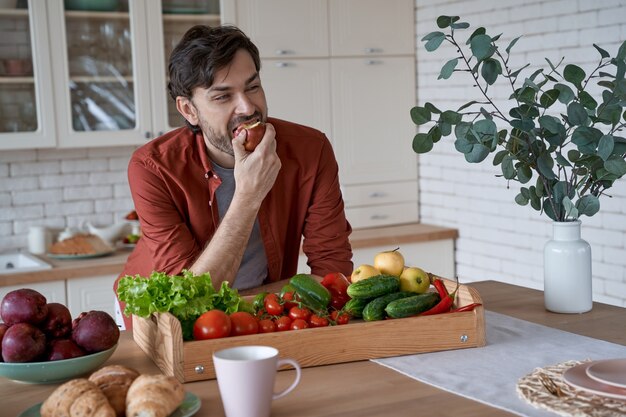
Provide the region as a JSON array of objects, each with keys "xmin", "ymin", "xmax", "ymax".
[
  {"xmin": 416, "ymin": 0, "xmax": 626, "ymax": 306},
  {"xmin": 0, "ymin": 147, "xmax": 135, "ymax": 252}
]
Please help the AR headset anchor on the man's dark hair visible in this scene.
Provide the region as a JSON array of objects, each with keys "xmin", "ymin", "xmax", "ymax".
[{"xmin": 168, "ymin": 25, "xmax": 261, "ymax": 102}]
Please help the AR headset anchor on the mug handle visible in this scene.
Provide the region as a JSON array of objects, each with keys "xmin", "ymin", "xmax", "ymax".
[{"xmin": 273, "ymin": 358, "xmax": 301, "ymax": 400}]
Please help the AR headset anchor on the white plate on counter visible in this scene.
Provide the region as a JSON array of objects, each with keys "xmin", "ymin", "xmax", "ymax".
[
  {"xmin": 46, "ymin": 250, "xmax": 114, "ymax": 260},
  {"xmin": 586, "ymin": 358, "xmax": 626, "ymax": 389},
  {"xmin": 563, "ymin": 361, "xmax": 626, "ymax": 400}
]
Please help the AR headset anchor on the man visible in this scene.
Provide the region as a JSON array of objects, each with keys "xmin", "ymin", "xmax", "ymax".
[{"xmin": 116, "ymin": 25, "xmax": 353, "ymax": 298}]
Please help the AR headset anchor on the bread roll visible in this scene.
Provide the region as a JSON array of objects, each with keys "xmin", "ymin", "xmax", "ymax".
[
  {"xmin": 89, "ymin": 365, "xmax": 140, "ymax": 417},
  {"xmin": 49, "ymin": 234, "xmax": 112, "ymax": 255},
  {"xmin": 126, "ymin": 374, "xmax": 185, "ymax": 417},
  {"xmin": 41, "ymin": 378, "xmax": 115, "ymax": 417}
]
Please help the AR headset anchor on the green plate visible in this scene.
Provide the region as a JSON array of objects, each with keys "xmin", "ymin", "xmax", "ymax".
[
  {"xmin": 0, "ymin": 344, "xmax": 117, "ymax": 384},
  {"xmin": 18, "ymin": 391, "xmax": 201, "ymax": 417}
]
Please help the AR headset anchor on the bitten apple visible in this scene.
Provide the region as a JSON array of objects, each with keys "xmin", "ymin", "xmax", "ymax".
[
  {"xmin": 373, "ymin": 249, "xmax": 405, "ymax": 277},
  {"xmin": 399, "ymin": 267, "xmax": 431, "ymax": 294},
  {"xmin": 350, "ymin": 264, "xmax": 381, "ymax": 283},
  {"xmin": 233, "ymin": 120, "xmax": 266, "ymax": 152}
]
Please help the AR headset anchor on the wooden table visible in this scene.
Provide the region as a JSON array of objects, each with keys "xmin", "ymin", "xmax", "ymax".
[{"xmin": 3, "ymin": 280, "xmax": 624, "ymax": 416}]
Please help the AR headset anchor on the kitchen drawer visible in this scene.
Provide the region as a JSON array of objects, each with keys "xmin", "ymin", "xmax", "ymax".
[
  {"xmin": 342, "ymin": 181, "xmax": 418, "ymax": 208},
  {"xmin": 66, "ymin": 275, "xmax": 117, "ymax": 319},
  {"xmin": 0, "ymin": 280, "xmax": 66, "ymax": 305},
  {"xmin": 346, "ymin": 202, "xmax": 418, "ymax": 229}
]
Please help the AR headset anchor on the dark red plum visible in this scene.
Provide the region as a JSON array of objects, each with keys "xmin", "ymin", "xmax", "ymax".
[
  {"xmin": 72, "ymin": 311, "xmax": 119, "ymax": 353},
  {"xmin": 1, "ymin": 288, "xmax": 48, "ymax": 325},
  {"xmin": 40, "ymin": 303, "xmax": 72, "ymax": 339},
  {"xmin": 1, "ymin": 323, "xmax": 46, "ymax": 362}
]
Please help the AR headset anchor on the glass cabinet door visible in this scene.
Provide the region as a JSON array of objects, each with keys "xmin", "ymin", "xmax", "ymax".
[
  {"xmin": 0, "ymin": 0, "xmax": 55, "ymax": 149},
  {"xmin": 48, "ymin": 0, "xmax": 152, "ymax": 147},
  {"xmin": 148, "ymin": 0, "xmax": 221, "ymax": 135}
]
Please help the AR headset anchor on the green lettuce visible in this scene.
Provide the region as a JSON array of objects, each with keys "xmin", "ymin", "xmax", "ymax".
[{"xmin": 117, "ymin": 270, "xmax": 253, "ymax": 340}]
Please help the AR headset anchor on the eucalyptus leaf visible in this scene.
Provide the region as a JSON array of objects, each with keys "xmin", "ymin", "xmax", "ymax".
[
  {"xmin": 515, "ymin": 192, "xmax": 529, "ymax": 205},
  {"xmin": 564, "ymin": 64, "xmax": 586, "ymax": 89},
  {"xmin": 604, "ymin": 158, "xmax": 626, "ymax": 176},
  {"xmin": 506, "ymin": 36, "xmax": 521, "ymax": 54},
  {"xmin": 413, "ymin": 133, "xmax": 434, "ymax": 153},
  {"xmin": 597, "ymin": 135, "xmax": 614, "ymax": 161},
  {"xmin": 451, "ymin": 22, "xmax": 470, "ymax": 29},
  {"xmin": 554, "ymin": 83, "xmax": 575, "ymax": 103},
  {"xmin": 442, "ymin": 110, "xmax": 462, "ymax": 124},
  {"xmin": 501, "ymin": 155, "xmax": 516, "ymax": 179},
  {"xmin": 593, "ymin": 43, "xmax": 610, "ymax": 59},
  {"xmin": 457, "ymin": 100, "xmax": 480, "ymax": 112},
  {"xmin": 425, "ymin": 102, "xmax": 442, "ymax": 114},
  {"xmin": 579, "ymin": 91, "xmax": 598, "ymax": 110},
  {"xmin": 539, "ymin": 89, "xmax": 560, "ymax": 108},
  {"xmin": 466, "ymin": 27, "xmax": 486, "ymax": 45},
  {"xmin": 576, "ymin": 195, "xmax": 600, "ymax": 217},
  {"xmin": 428, "ymin": 125, "xmax": 443, "ymax": 144},
  {"xmin": 470, "ymin": 34, "xmax": 495, "ymax": 61},
  {"xmin": 493, "ymin": 150, "xmax": 508, "ymax": 166},
  {"xmin": 436, "ymin": 15, "xmax": 459, "ymax": 28},
  {"xmin": 464, "ymin": 143, "xmax": 490, "ymax": 163},
  {"xmin": 455, "ymin": 136, "xmax": 474, "ymax": 153},
  {"xmin": 481, "ymin": 58, "xmax": 501, "ymax": 85},
  {"xmin": 537, "ymin": 152, "xmax": 557, "ymax": 179},
  {"xmin": 517, "ymin": 164, "xmax": 533, "ymax": 183},
  {"xmin": 562, "ymin": 197, "xmax": 578, "ymax": 220},
  {"xmin": 423, "ymin": 32, "xmax": 446, "ymax": 51},
  {"xmin": 567, "ymin": 102, "xmax": 589, "ymax": 126},
  {"xmin": 439, "ymin": 58, "xmax": 458, "ymax": 80},
  {"xmin": 538, "ymin": 115, "xmax": 561, "ymax": 134},
  {"xmin": 410, "ymin": 106, "xmax": 431, "ymax": 125}
]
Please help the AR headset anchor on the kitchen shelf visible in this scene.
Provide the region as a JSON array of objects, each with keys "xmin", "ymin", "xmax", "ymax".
[
  {"xmin": 162, "ymin": 13, "xmax": 220, "ymax": 22},
  {"xmin": 0, "ymin": 76, "xmax": 34, "ymax": 83},
  {"xmin": 70, "ymin": 75, "xmax": 134, "ymax": 83},
  {"xmin": 0, "ymin": 8, "xmax": 27, "ymax": 17},
  {"xmin": 64, "ymin": 10, "xmax": 129, "ymax": 20}
]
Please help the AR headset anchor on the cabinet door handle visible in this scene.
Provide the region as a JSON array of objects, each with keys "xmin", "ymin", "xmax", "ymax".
[
  {"xmin": 366, "ymin": 59, "xmax": 382, "ymax": 65},
  {"xmin": 364, "ymin": 47, "xmax": 383, "ymax": 54},
  {"xmin": 368, "ymin": 192, "xmax": 387, "ymax": 198},
  {"xmin": 275, "ymin": 49, "xmax": 292, "ymax": 55},
  {"xmin": 144, "ymin": 131, "xmax": 152, "ymax": 139},
  {"xmin": 275, "ymin": 62, "xmax": 290, "ymax": 68},
  {"xmin": 370, "ymin": 214, "xmax": 389, "ymax": 220}
]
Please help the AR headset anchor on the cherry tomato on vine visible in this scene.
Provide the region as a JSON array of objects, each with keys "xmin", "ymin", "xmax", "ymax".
[
  {"xmin": 258, "ymin": 318, "xmax": 277, "ymax": 333},
  {"xmin": 308, "ymin": 314, "xmax": 329, "ymax": 328},
  {"xmin": 275, "ymin": 315, "xmax": 292, "ymax": 332},
  {"xmin": 264, "ymin": 293, "xmax": 284, "ymax": 316},
  {"xmin": 229, "ymin": 312, "xmax": 259, "ymax": 336},
  {"xmin": 288, "ymin": 306, "xmax": 311, "ymax": 322},
  {"xmin": 330, "ymin": 310, "xmax": 351, "ymax": 325},
  {"xmin": 281, "ymin": 291, "xmax": 299, "ymax": 310},
  {"xmin": 321, "ymin": 272, "xmax": 351, "ymax": 310},
  {"xmin": 290, "ymin": 318, "xmax": 309, "ymax": 330},
  {"xmin": 193, "ymin": 310, "xmax": 231, "ymax": 340}
]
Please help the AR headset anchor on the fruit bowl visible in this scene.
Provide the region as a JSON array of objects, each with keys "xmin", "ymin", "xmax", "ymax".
[{"xmin": 0, "ymin": 344, "xmax": 117, "ymax": 384}]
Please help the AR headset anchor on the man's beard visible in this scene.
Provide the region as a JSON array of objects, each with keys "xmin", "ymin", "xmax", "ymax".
[{"xmin": 198, "ymin": 111, "xmax": 265, "ymax": 157}]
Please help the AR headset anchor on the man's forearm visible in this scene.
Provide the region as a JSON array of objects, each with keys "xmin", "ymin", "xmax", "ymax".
[{"xmin": 188, "ymin": 194, "xmax": 260, "ymax": 289}]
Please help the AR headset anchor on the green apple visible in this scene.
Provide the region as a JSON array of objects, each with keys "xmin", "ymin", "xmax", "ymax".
[
  {"xmin": 399, "ymin": 267, "xmax": 431, "ymax": 294},
  {"xmin": 350, "ymin": 264, "xmax": 381, "ymax": 283},
  {"xmin": 373, "ymin": 249, "xmax": 405, "ymax": 277}
]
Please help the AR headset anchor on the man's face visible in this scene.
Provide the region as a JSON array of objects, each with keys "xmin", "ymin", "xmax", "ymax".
[{"xmin": 180, "ymin": 49, "xmax": 268, "ymax": 156}]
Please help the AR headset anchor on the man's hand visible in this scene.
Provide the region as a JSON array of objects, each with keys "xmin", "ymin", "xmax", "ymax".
[{"xmin": 231, "ymin": 122, "xmax": 281, "ymax": 208}]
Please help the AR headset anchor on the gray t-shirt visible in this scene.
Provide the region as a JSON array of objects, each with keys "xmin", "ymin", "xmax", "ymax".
[{"xmin": 212, "ymin": 162, "xmax": 268, "ymax": 290}]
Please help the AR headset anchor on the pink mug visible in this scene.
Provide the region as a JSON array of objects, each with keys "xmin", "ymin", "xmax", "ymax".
[{"xmin": 213, "ymin": 345, "xmax": 301, "ymax": 417}]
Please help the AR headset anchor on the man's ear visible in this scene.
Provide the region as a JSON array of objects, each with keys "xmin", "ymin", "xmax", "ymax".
[{"xmin": 176, "ymin": 96, "xmax": 199, "ymax": 126}]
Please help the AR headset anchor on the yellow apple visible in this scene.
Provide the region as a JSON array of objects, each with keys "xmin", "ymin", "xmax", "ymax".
[
  {"xmin": 350, "ymin": 264, "xmax": 381, "ymax": 283},
  {"xmin": 373, "ymin": 248, "xmax": 405, "ymax": 277},
  {"xmin": 399, "ymin": 267, "xmax": 431, "ymax": 294}
]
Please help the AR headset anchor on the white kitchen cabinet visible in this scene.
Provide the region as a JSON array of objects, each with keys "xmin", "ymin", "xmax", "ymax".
[
  {"xmin": 232, "ymin": 0, "xmax": 418, "ymax": 228},
  {"xmin": 0, "ymin": 3, "xmax": 56, "ymax": 149},
  {"xmin": 0, "ymin": 280, "xmax": 67, "ymax": 305},
  {"xmin": 66, "ymin": 274, "xmax": 117, "ymax": 319},
  {"xmin": 0, "ymin": 0, "xmax": 224, "ymax": 149},
  {"xmin": 329, "ymin": 0, "xmax": 415, "ymax": 57}
]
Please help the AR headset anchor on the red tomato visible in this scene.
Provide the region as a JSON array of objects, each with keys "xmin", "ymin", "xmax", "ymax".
[
  {"xmin": 264, "ymin": 293, "xmax": 284, "ymax": 316},
  {"xmin": 288, "ymin": 306, "xmax": 311, "ymax": 322},
  {"xmin": 330, "ymin": 310, "xmax": 351, "ymax": 325},
  {"xmin": 281, "ymin": 291, "xmax": 298, "ymax": 310},
  {"xmin": 290, "ymin": 318, "xmax": 309, "ymax": 330},
  {"xmin": 229, "ymin": 312, "xmax": 259, "ymax": 336},
  {"xmin": 274, "ymin": 315, "xmax": 292, "ymax": 332},
  {"xmin": 308, "ymin": 314, "xmax": 329, "ymax": 328},
  {"xmin": 258, "ymin": 318, "xmax": 276, "ymax": 333},
  {"xmin": 193, "ymin": 310, "xmax": 231, "ymax": 340}
]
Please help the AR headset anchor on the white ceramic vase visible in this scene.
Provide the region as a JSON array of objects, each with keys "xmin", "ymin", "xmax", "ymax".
[{"xmin": 543, "ymin": 220, "xmax": 592, "ymax": 313}]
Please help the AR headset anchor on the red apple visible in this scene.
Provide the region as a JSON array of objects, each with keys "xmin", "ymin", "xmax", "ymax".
[
  {"xmin": 72, "ymin": 310, "xmax": 120, "ymax": 353},
  {"xmin": 1, "ymin": 323, "xmax": 46, "ymax": 362},
  {"xmin": 1, "ymin": 288, "xmax": 48, "ymax": 325},
  {"xmin": 40, "ymin": 302, "xmax": 72, "ymax": 339},
  {"xmin": 233, "ymin": 120, "xmax": 266, "ymax": 152}
]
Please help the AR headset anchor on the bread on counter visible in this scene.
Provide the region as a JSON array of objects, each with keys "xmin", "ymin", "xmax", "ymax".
[
  {"xmin": 41, "ymin": 378, "xmax": 115, "ymax": 417},
  {"xmin": 49, "ymin": 234, "xmax": 113, "ymax": 255},
  {"xmin": 89, "ymin": 365, "xmax": 140, "ymax": 417}
]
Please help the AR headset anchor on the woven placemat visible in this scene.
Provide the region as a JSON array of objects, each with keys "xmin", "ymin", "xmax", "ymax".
[{"xmin": 517, "ymin": 360, "xmax": 626, "ymax": 416}]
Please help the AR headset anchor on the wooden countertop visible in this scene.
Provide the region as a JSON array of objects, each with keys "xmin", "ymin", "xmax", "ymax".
[
  {"xmin": 2, "ymin": 280, "xmax": 623, "ymax": 417},
  {"xmin": 0, "ymin": 223, "xmax": 458, "ymax": 287}
]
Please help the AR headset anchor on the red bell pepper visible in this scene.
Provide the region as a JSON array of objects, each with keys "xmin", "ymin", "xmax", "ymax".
[{"xmin": 321, "ymin": 272, "xmax": 351, "ymax": 310}]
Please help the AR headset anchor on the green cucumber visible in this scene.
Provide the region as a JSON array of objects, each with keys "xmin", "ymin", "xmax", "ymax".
[
  {"xmin": 346, "ymin": 274, "xmax": 400, "ymax": 299},
  {"xmin": 362, "ymin": 291, "xmax": 415, "ymax": 321},
  {"xmin": 385, "ymin": 292, "xmax": 441, "ymax": 318},
  {"xmin": 343, "ymin": 297, "xmax": 373, "ymax": 318},
  {"xmin": 289, "ymin": 274, "xmax": 331, "ymax": 312}
]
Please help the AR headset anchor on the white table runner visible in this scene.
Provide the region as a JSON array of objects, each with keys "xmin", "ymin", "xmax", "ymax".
[{"xmin": 372, "ymin": 311, "xmax": 626, "ymax": 417}]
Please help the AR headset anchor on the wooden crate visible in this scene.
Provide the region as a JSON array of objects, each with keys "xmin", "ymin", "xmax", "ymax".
[{"xmin": 132, "ymin": 277, "xmax": 486, "ymax": 383}]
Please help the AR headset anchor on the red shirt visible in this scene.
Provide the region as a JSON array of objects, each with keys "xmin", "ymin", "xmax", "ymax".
[{"xmin": 117, "ymin": 117, "xmax": 353, "ymax": 289}]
